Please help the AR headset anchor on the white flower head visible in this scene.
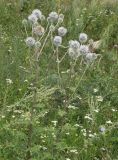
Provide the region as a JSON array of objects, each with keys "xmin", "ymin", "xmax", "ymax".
[
  {"xmin": 53, "ymin": 36, "xmax": 62, "ymax": 47},
  {"xmin": 58, "ymin": 27, "xmax": 67, "ymax": 37},
  {"xmin": 99, "ymin": 126, "xmax": 106, "ymax": 133},
  {"xmin": 68, "ymin": 47, "xmax": 80, "ymax": 59},
  {"xmin": 49, "ymin": 12, "xmax": 59, "ymax": 22},
  {"xmin": 33, "ymin": 25, "xmax": 45, "ymax": 36},
  {"xmin": 79, "ymin": 33, "xmax": 88, "ymax": 43},
  {"xmin": 25, "ymin": 37, "xmax": 35, "ymax": 47},
  {"xmin": 80, "ymin": 45, "xmax": 89, "ymax": 55},
  {"xmin": 69, "ymin": 40, "xmax": 80, "ymax": 50},
  {"xmin": 86, "ymin": 53, "xmax": 97, "ymax": 62},
  {"xmin": 28, "ymin": 14, "xmax": 38, "ymax": 24},
  {"xmin": 6, "ymin": 79, "xmax": 13, "ymax": 85},
  {"xmin": 32, "ymin": 9, "xmax": 42, "ymax": 19}
]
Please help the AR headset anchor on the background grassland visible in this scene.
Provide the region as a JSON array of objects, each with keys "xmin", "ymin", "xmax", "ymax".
[{"xmin": 0, "ymin": 0, "xmax": 118, "ymax": 160}]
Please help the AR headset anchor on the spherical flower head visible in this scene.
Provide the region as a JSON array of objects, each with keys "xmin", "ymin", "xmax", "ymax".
[
  {"xmin": 33, "ymin": 25, "xmax": 45, "ymax": 36},
  {"xmin": 28, "ymin": 14, "xmax": 38, "ymax": 24},
  {"xmin": 49, "ymin": 12, "xmax": 59, "ymax": 23},
  {"xmin": 85, "ymin": 53, "xmax": 97, "ymax": 62},
  {"xmin": 25, "ymin": 37, "xmax": 35, "ymax": 47},
  {"xmin": 80, "ymin": 45, "xmax": 89, "ymax": 55},
  {"xmin": 68, "ymin": 47, "xmax": 80, "ymax": 59},
  {"xmin": 53, "ymin": 36, "xmax": 62, "ymax": 47},
  {"xmin": 35, "ymin": 41, "xmax": 41, "ymax": 49},
  {"xmin": 58, "ymin": 27, "xmax": 67, "ymax": 37},
  {"xmin": 79, "ymin": 33, "xmax": 88, "ymax": 43},
  {"xmin": 99, "ymin": 126, "xmax": 106, "ymax": 133},
  {"xmin": 69, "ymin": 40, "xmax": 80, "ymax": 50},
  {"xmin": 32, "ymin": 9, "xmax": 42, "ymax": 19}
]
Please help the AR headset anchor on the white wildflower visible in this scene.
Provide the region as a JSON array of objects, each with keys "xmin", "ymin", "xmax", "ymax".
[
  {"xmin": 80, "ymin": 45, "xmax": 89, "ymax": 55},
  {"xmin": 25, "ymin": 37, "xmax": 35, "ymax": 47},
  {"xmin": 106, "ymin": 120, "xmax": 112, "ymax": 124},
  {"xmin": 99, "ymin": 126, "xmax": 106, "ymax": 133},
  {"xmin": 6, "ymin": 79, "xmax": 13, "ymax": 85},
  {"xmin": 68, "ymin": 105, "xmax": 77, "ymax": 109},
  {"xmin": 28, "ymin": 14, "xmax": 38, "ymax": 24},
  {"xmin": 49, "ymin": 12, "xmax": 59, "ymax": 22},
  {"xmin": 69, "ymin": 40, "xmax": 80, "ymax": 50},
  {"xmin": 93, "ymin": 88, "xmax": 99, "ymax": 93},
  {"xmin": 58, "ymin": 27, "xmax": 67, "ymax": 37},
  {"xmin": 53, "ymin": 36, "xmax": 62, "ymax": 46},
  {"xmin": 68, "ymin": 47, "xmax": 80, "ymax": 59},
  {"xmin": 79, "ymin": 33, "xmax": 88, "ymax": 43},
  {"xmin": 70, "ymin": 149, "xmax": 78, "ymax": 154},
  {"xmin": 85, "ymin": 52, "xmax": 97, "ymax": 62},
  {"xmin": 96, "ymin": 96, "xmax": 103, "ymax": 102},
  {"xmin": 32, "ymin": 9, "xmax": 42, "ymax": 19}
]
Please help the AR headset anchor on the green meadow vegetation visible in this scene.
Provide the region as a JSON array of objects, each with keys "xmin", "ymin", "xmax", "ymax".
[{"xmin": 0, "ymin": 0, "xmax": 118, "ymax": 159}]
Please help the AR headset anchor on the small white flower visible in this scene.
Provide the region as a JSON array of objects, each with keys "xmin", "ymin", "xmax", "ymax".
[
  {"xmin": 99, "ymin": 126, "xmax": 106, "ymax": 133},
  {"xmin": 69, "ymin": 40, "xmax": 80, "ymax": 50},
  {"xmin": 96, "ymin": 96, "xmax": 103, "ymax": 102},
  {"xmin": 32, "ymin": 9, "xmax": 42, "ymax": 19},
  {"xmin": 70, "ymin": 149, "xmax": 78, "ymax": 154},
  {"xmin": 6, "ymin": 79, "xmax": 13, "ymax": 84},
  {"xmin": 51, "ymin": 121, "xmax": 58, "ymax": 126},
  {"xmin": 49, "ymin": 12, "xmax": 59, "ymax": 22},
  {"xmin": 89, "ymin": 134, "xmax": 94, "ymax": 138},
  {"xmin": 25, "ymin": 37, "xmax": 35, "ymax": 47},
  {"xmin": 53, "ymin": 36, "xmax": 62, "ymax": 46},
  {"xmin": 84, "ymin": 115, "xmax": 93, "ymax": 121},
  {"xmin": 106, "ymin": 120, "xmax": 112, "ymax": 124},
  {"xmin": 58, "ymin": 27, "xmax": 67, "ymax": 37},
  {"xmin": 79, "ymin": 45, "xmax": 89, "ymax": 55},
  {"xmin": 28, "ymin": 14, "xmax": 38, "ymax": 24},
  {"xmin": 93, "ymin": 88, "xmax": 99, "ymax": 93},
  {"xmin": 68, "ymin": 105, "xmax": 77, "ymax": 109},
  {"xmin": 68, "ymin": 47, "xmax": 80, "ymax": 59},
  {"xmin": 79, "ymin": 33, "xmax": 88, "ymax": 43},
  {"xmin": 85, "ymin": 52, "xmax": 97, "ymax": 62}
]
